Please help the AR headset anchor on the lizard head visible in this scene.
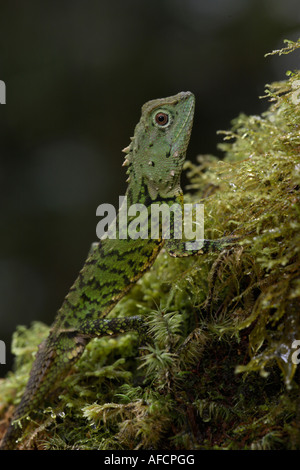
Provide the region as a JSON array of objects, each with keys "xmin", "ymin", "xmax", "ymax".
[{"xmin": 123, "ymin": 91, "xmax": 195, "ymax": 201}]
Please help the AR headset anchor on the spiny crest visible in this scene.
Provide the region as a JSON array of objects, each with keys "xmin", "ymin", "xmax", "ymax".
[
  {"xmin": 121, "ymin": 136, "xmax": 134, "ymax": 183},
  {"xmin": 120, "ymin": 91, "xmax": 195, "ymax": 193}
]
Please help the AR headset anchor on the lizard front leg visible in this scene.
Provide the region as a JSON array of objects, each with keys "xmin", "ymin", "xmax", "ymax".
[
  {"xmin": 79, "ymin": 315, "xmax": 148, "ymax": 338},
  {"xmin": 0, "ymin": 316, "xmax": 148, "ymax": 450},
  {"xmin": 165, "ymin": 236, "xmax": 235, "ymax": 257}
]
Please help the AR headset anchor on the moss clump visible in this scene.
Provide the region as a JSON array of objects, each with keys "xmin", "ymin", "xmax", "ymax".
[{"xmin": 0, "ymin": 39, "xmax": 299, "ymax": 450}]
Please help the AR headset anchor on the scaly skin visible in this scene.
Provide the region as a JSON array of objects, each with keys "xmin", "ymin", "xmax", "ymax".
[
  {"xmin": 0, "ymin": 91, "xmax": 196, "ymax": 449},
  {"xmin": 1, "ymin": 91, "xmax": 232, "ymax": 449}
]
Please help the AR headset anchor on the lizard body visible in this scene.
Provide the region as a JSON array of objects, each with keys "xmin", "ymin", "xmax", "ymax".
[{"xmin": 0, "ymin": 91, "xmax": 224, "ymax": 449}]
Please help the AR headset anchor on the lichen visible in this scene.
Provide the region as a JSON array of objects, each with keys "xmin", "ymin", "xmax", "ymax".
[{"xmin": 0, "ymin": 39, "xmax": 299, "ymax": 450}]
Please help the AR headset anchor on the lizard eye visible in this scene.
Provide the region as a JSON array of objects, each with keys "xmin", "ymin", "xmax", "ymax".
[{"xmin": 154, "ymin": 112, "xmax": 170, "ymax": 127}]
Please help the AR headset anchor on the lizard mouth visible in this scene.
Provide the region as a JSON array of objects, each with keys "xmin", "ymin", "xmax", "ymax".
[
  {"xmin": 173, "ymin": 92, "xmax": 195, "ymax": 147},
  {"xmin": 147, "ymin": 92, "xmax": 195, "ymax": 200}
]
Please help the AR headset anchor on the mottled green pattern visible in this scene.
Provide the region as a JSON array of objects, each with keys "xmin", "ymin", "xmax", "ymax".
[{"xmin": 0, "ymin": 92, "xmax": 195, "ymax": 449}]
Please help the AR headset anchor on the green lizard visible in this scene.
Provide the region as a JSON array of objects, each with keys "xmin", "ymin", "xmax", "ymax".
[{"xmin": 0, "ymin": 91, "xmax": 229, "ymax": 450}]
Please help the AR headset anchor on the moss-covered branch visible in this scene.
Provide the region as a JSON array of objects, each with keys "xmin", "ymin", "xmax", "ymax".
[{"xmin": 0, "ymin": 39, "xmax": 299, "ymax": 450}]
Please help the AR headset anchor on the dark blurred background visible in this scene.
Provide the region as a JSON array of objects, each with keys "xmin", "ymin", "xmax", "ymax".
[{"xmin": 0, "ymin": 0, "xmax": 299, "ymax": 376}]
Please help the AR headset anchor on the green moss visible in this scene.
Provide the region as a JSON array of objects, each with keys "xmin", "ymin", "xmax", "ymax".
[{"xmin": 1, "ymin": 39, "xmax": 299, "ymax": 450}]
